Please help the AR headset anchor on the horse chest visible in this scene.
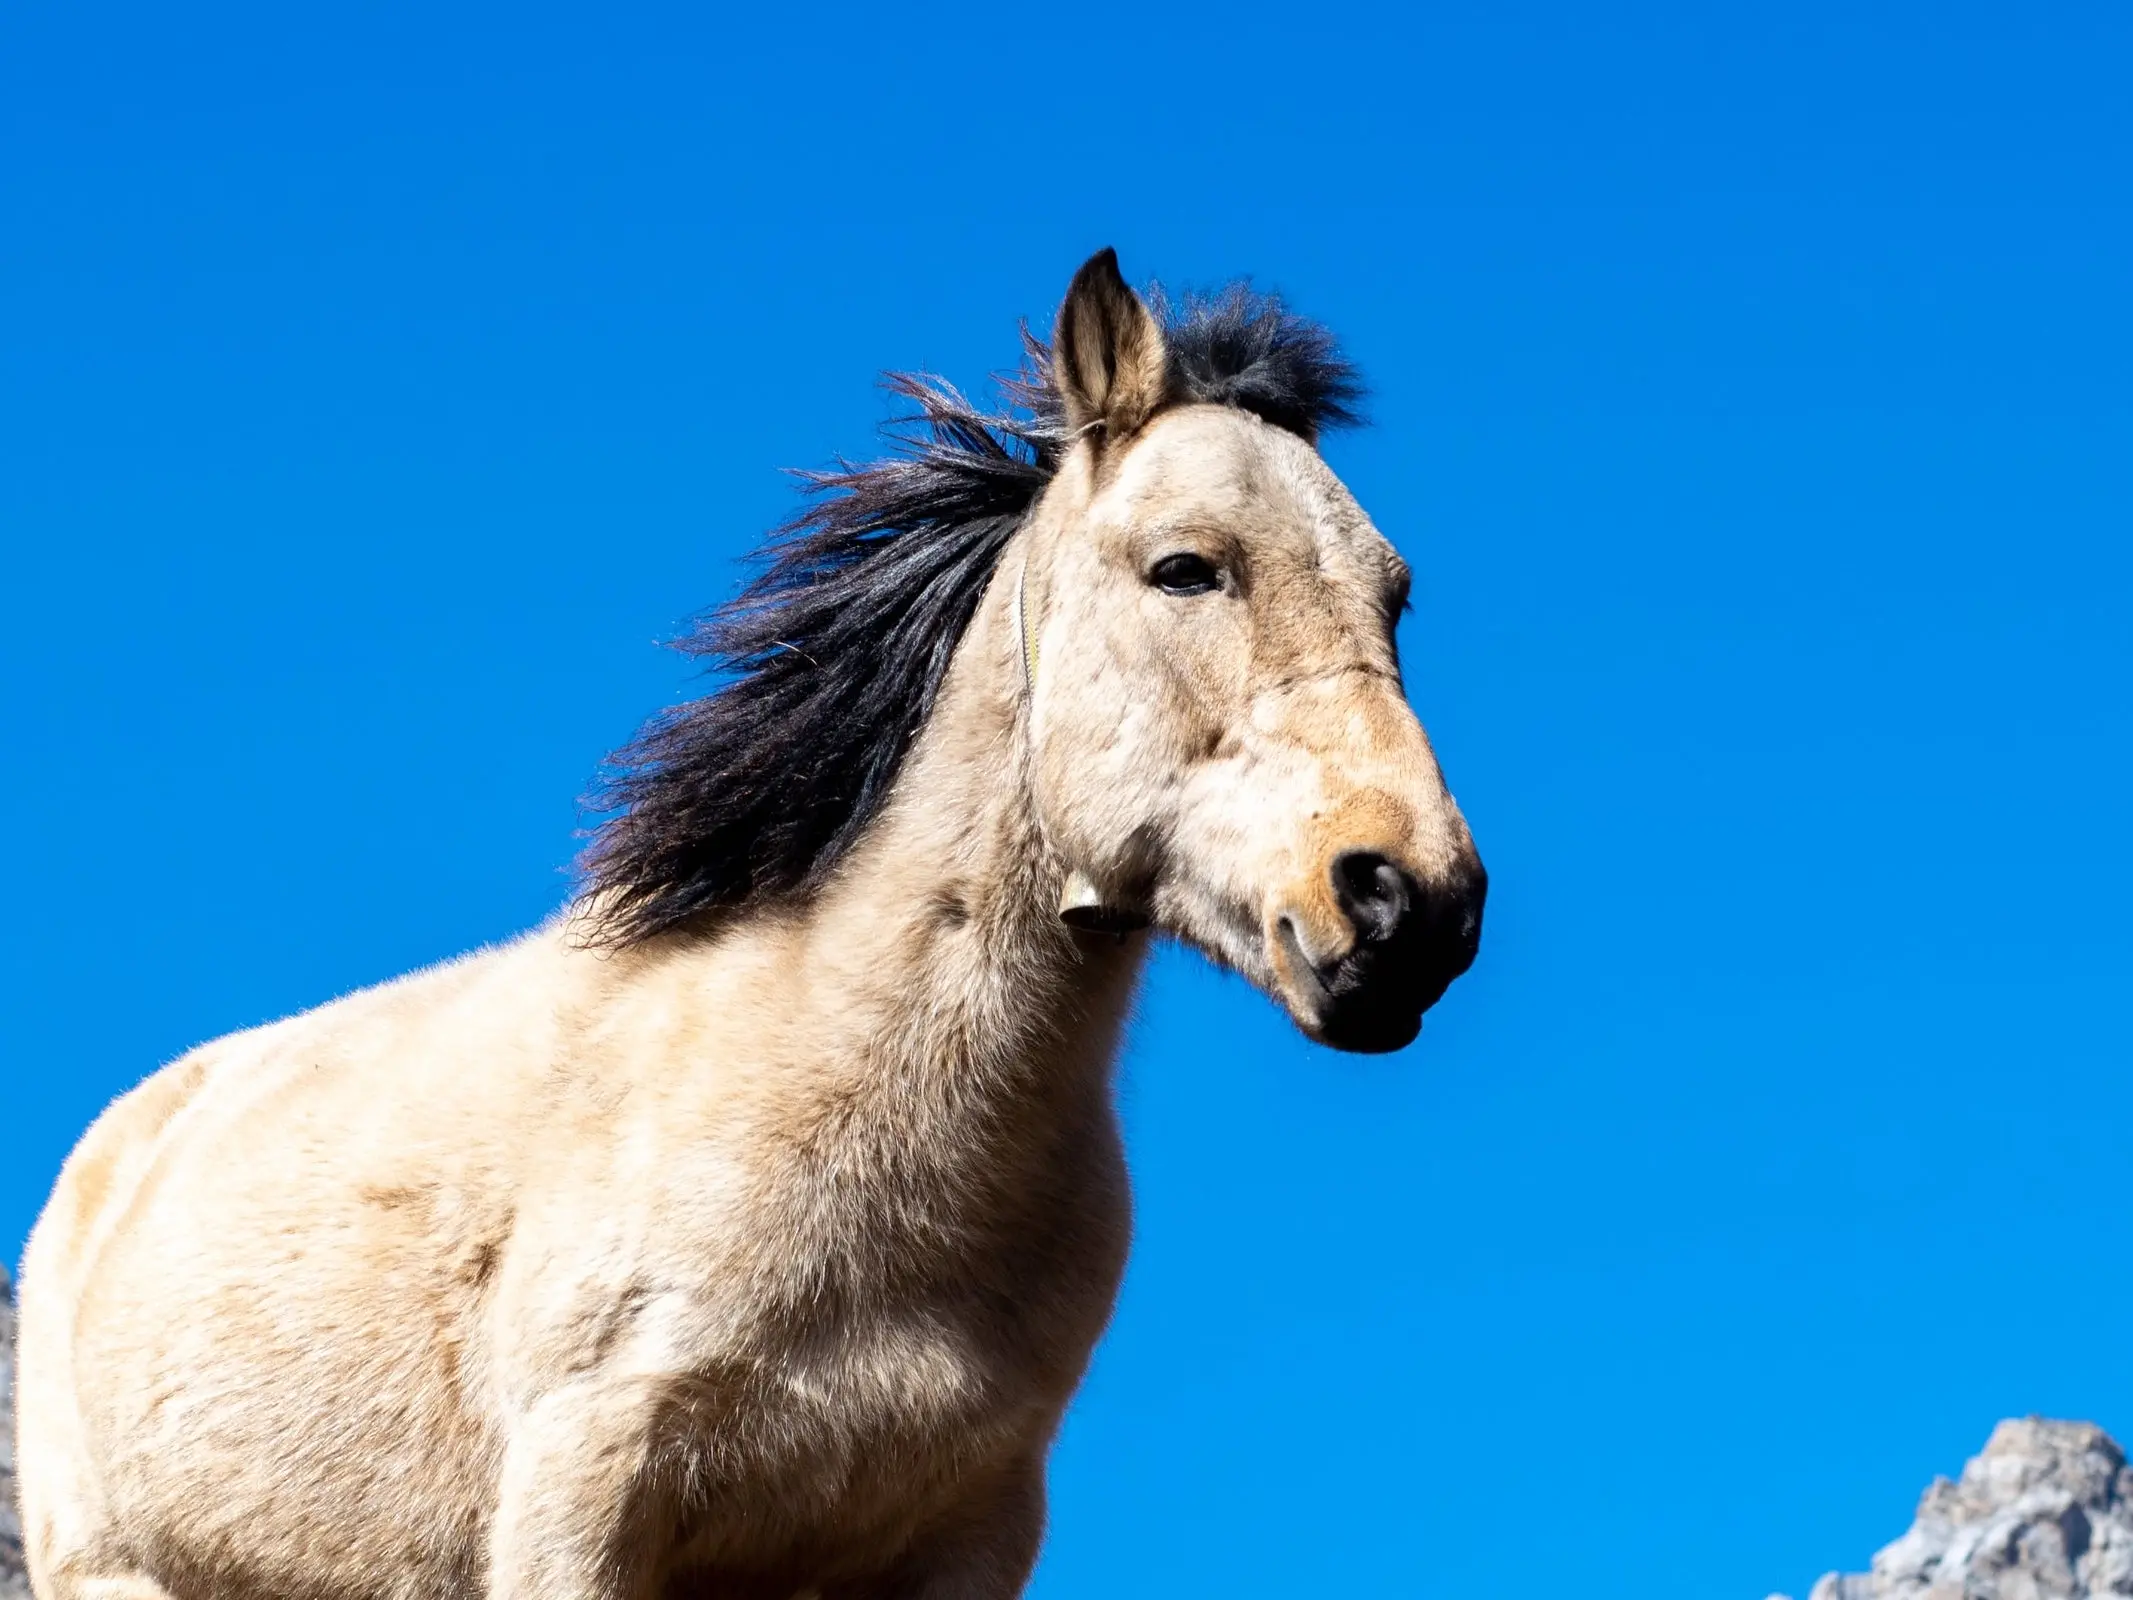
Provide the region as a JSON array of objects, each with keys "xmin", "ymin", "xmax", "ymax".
[
  {"xmin": 649, "ymin": 1263, "xmax": 1089, "ymax": 1577},
  {"xmin": 658, "ymin": 1112, "xmax": 1128, "ymax": 1550},
  {"xmin": 749, "ymin": 1121, "xmax": 1129, "ymax": 1423}
]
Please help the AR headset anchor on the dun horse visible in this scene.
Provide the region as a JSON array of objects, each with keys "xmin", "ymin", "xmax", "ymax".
[{"xmin": 16, "ymin": 251, "xmax": 1485, "ymax": 1600}]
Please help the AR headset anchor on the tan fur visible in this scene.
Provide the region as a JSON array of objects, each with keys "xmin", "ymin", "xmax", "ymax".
[{"xmin": 16, "ymin": 261, "xmax": 1480, "ymax": 1600}]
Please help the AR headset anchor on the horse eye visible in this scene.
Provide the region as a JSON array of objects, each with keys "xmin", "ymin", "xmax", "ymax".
[{"xmin": 1150, "ymin": 553, "xmax": 1221, "ymax": 595}]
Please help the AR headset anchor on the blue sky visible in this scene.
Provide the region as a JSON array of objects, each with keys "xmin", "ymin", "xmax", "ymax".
[{"xmin": 3, "ymin": 2, "xmax": 2129, "ymax": 1594}]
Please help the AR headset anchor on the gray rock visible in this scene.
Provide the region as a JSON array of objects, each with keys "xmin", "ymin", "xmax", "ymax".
[
  {"xmin": 1786, "ymin": 1419, "xmax": 2133, "ymax": 1600},
  {"xmin": 3, "ymin": 1263, "xmax": 27, "ymax": 1600}
]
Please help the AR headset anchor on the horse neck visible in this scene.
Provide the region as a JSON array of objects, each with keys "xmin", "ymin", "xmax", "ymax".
[{"xmin": 788, "ymin": 563, "xmax": 1145, "ymax": 1118}]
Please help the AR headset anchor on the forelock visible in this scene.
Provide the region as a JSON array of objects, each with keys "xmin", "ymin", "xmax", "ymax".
[{"xmin": 1152, "ymin": 284, "xmax": 1367, "ymax": 441}]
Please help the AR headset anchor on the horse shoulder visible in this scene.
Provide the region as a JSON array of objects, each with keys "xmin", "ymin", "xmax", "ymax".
[{"xmin": 57, "ymin": 933, "xmax": 588, "ymax": 1423}]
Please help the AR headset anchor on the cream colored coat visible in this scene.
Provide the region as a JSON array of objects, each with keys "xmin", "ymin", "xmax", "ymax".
[{"xmin": 16, "ymin": 253, "xmax": 1481, "ymax": 1600}]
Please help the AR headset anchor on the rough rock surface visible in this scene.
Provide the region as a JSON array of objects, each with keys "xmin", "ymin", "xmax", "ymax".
[
  {"xmin": 1784, "ymin": 1419, "xmax": 2133, "ymax": 1600},
  {"xmin": 3, "ymin": 1264, "xmax": 27, "ymax": 1600}
]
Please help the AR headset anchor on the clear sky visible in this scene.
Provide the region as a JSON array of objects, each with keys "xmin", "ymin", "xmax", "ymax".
[{"xmin": 3, "ymin": 3, "xmax": 2128, "ymax": 1595}]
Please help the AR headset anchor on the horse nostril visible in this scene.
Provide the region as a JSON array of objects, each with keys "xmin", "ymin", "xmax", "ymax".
[{"xmin": 1330, "ymin": 851, "xmax": 1413, "ymax": 945}]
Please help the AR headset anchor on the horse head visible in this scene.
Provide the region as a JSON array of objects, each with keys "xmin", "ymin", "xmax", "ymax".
[{"xmin": 1016, "ymin": 251, "xmax": 1486, "ymax": 1052}]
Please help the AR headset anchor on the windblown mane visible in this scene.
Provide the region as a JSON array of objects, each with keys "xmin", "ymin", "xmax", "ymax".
[{"xmin": 580, "ymin": 284, "xmax": 1366, "ymax": 945}]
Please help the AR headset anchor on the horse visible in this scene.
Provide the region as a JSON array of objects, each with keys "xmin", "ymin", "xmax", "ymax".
[{"xmin": 14, "ymin": 249, "xmax": 1486, "ymax": 1600}]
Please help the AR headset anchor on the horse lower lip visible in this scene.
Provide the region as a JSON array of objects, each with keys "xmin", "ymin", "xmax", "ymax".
[
  {"xmin": 1313, "ymin": 945, "xmax": 1450, "ymax": 1052},
  {"xmin": 1276, "ymin": 918, "xmax": 1333, "ymax": 1011},
  {"xmin": 1318, "ymin": 999, "xmax": 1425, "ymax": 1053},
  {"xmin": 1275, "ymin": 924, "xmax": 1429, "ymax": 1050}
]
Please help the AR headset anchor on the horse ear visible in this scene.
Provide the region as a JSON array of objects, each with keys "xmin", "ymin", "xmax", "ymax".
[{"xmin": 1052, "ymin": 248, "xmax": 1169, "ymax": 442}]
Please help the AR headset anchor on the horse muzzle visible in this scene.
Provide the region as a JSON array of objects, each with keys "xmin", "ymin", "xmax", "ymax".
[{"xmin": 1272, "ymin": 850, "xmax": 1486, "ymax": 1053}]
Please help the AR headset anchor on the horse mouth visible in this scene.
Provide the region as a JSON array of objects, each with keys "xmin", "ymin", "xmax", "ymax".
[
  {"xmin": 1316, "ymin": 986, "xmax": 1429, "ymax": 1054},
  {"xmin": 1273, "ymin": 915, "xmax": 1446, "ymax": 1055}
]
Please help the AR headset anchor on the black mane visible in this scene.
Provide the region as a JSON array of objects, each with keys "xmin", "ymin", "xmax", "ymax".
[{"xmin": 580, "ymin": 283, "xmax": 1365, "ymax": 945}]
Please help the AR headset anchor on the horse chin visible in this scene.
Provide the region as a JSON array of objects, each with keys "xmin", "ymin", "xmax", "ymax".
[
  {"xmin": 1270, "ymin": 989, "xmax": 1425, "ymax": 1054},
  {"xmin": 1263, "ymin": 919, "xmax": 1426, "ymax": 1054},
  {"xmin": 1310, "ymin": 999, "xmax": 1426, "ymax": 1055}
]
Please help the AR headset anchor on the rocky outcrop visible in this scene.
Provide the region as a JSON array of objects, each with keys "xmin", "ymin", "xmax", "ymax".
[
  {"xmin": 3, "ymin": 1265, "xmax": 27, "ymax": 1600},
  {"xmin": 1785, "ymin": 1419, "xmax": 2133, "ymax": 1600}
]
